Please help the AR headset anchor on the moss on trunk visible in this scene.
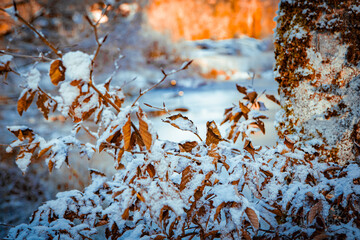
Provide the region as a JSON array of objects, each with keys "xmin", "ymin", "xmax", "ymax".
[{"xmin": 275, "ymin": 0, "xmax": 360, "ymax": 165}]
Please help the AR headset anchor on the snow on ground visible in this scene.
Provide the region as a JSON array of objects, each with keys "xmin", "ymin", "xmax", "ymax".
[{"xmin": 182, "ymin": 36, "xmax": 274, "ymax": 81}]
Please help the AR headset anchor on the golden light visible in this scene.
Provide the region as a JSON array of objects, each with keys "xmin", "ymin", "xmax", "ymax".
[
  {"xmin": 90, "ymin": 9, "xmax": 108, "ymax": 24},
  {"xmin": 171, "ymin": 79, "xmax": 177, "ymax": 86},
  {"xmin": 146, "ymin": 0, "xmax": 279, "ymax": 41}
]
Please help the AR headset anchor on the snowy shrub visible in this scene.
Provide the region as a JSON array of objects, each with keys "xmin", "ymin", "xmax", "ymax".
[{"xmin": 2, "ymin": 1, "xmax": 360, "ymax": 239}]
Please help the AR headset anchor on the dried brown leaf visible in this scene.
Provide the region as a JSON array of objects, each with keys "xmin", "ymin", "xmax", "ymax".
[
  {"xmin": 244, "ymin": 140, "xmax": 256, "ymax": 159},
  {"xmin": 179, "ymin": 141, "xmax": 198, "ymax": 153},
  {"xmin": 284, "ymin": 136, "xmax": 295, "ymax": 150},
  {"xmin": 214, "ymin": 202, "xmax": 226, "ymax": 221},
  {"xmin": 36, "ymin": 92, "xmax": 50, "ymax": 120},
  {"xmin": 255, "ymin": 120, "xmax": 266, "ymax": 134},
  {"xmin": 239, "ymin": 102, "xmax": 250, "ymax": 117},
  {"xmin": 181, "ymin": 60, "xmax": 193, "ymax": 70},
  {"xmin": 137, "ymin": 109, "xmax": 153, "ymax": 151},
  {"xmin": 266, "ymin": 94, "xmax": 280, "ymax": 105},
  {"xmin": 136, "ymin": 192, "xmax": 145, "ymax": 202},
  {"xmin": 38, "ymin": 145, "xmax": 52, "ymax": 158},
  {"xmin": 163, "ymin": 113, "xmax": 200, "ymax": 139},
  {"xmin": 204, "ymin": 230, "xmax": 219, "ymax": 238},
  {"xmin": 121, "ymin": 208, "xmax": 129, "ymax": 220},
  {"xmin": 17, "ymin": 90, "xmax": 36, "ymax": 116},
  {"xmin": 308, "ymin": 201, "xmax": 323, "ymax": 224},
  {"xmin": 146, "ymin": 164, "xmax": 156, "ymax": 178},
  {"xmin": 313, "ymin": 233, "xmax": 329, "ymax": 240},
  {"xmin": 241, "ymin": 229, "xmax": 252, "ymax": 240},
  {"xmin": 206, "ymin": 121, "xmax": 222, "ymax": 146},
  {"xmin": 49, "ymin": 60, "xmax": 65, "ymax": 86},
  {"xmin": 96, "ymin": 219, "xmax": 108, "ymax": 227},
  {"xmin": 245, "ymin": 207, "xmax": 259, "ymax": 230},
  {"xmin": 153, "ymin": 236, "xmax": 167, "ymax": 240},
  {"xmin": 180, "ymin": 166, "xmax": 193, "ymax": 191},
  {"xmin": 123, "ymin": 115, "xmax": 132, "ymax": 151},
  {"xmin": 244, "ymin": 91, "xmax": 258, "ymax": 103},
  {"xmin": 8, "ymin": 127, "xmax": 34, "ymax": 141},
  {"xmin": 48, "ymin": 160, "xmax": 54, "ymax": 173},
  {"xmin": 236, "ymin": 84, "xmax": 247, "ymax": 95},
  {"xmin": 89, "ymin": 169, "xmax": 106, "ymax": 178}
]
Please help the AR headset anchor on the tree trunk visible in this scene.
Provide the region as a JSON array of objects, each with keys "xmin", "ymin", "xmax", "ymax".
[{"xmin": 275, "ymin": 0, "xmax": 360, "ymax": 165}]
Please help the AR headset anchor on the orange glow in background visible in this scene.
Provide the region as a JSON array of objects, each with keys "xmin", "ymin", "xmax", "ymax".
[{"xmin": 146, "ymin": 0, "xmax": 279, "ymax": 41}]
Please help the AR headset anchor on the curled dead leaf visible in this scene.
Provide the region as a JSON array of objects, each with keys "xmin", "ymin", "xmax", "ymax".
[
  {"xmin": 266, "ymin": 94, "xmax": 280, "ymax": 105},
  {"xmin": 17, "ymin": 90, "xmax": 36, "ymax": 116},
  {"xmin": 244, "ymin": 91, "xmax": 258, "ymax": 103},
  {"xmin": 146, "ymin": 164, "xmax": 156, "ymax": 178},
  {"xmin": 180, "ymin": 166, "xmax": 193, "ymax": 191},
  {"xmin": 163, "ymin": 113, "xmax": 201, "ymax": 141},
  {"xmin": 206, "ymin": 121, "xmax": 222, "ymax": 146},
  {"xmin": 236, "ymin": 84, "xmax": 247, "ymax": 95},
  {"xmin": 214, "ymin": 202, "xmax": 226, "ymax": 221},
  {"xmin": 284, "ymin": 136, "xmax": 295, "ymax": 150},
  {"xmin": 308, "ymin": 201, "xmax": 323, "ymax": 224},
  {"xmin": 123, "ymin": 115, "xmax": 132, "ymax": 151},
  {"xmin": 179, "ymin": 141, "xmax": 198, "ymax": 153},
  {"xmin": 244, "ymin": 140, "xmax": 256, "ymax": 159},
  {"xmin": 245, "ymin": 207, "xmax": 259, "ymax": 230},
  {"xmin": 49, "ymin": 60, "xmax": 66, "ymax": 86},
  {"xmin": 137, "ymin": 108, "xmax": 153, "ymax": 151},
  {"xmin": 121, "ymin": 208, "xmax": 130, "ymax": 220}
]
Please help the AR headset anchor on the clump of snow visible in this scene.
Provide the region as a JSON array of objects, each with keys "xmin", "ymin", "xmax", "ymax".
[
  {"xmin": 59, "ymin": 82, "xmax": 80, "ymax": 106},
  {"xmin": 62, "ymin": 51, "xmax": 91, "ymax": 81},
  {"xmin": 351, "ymin": 5, "xmax": 360, "ymax": 13},
  {"xmin": 285, "ymin": 25, "xmax": 307, "ymax": 40},
  {"xmin": 0, "ymin": 54, "xmax": 13, "ymax": 64},
  {"xmin": 26, "ymin": 68, "xmax": 41, "ymax": 90},
  {"xmin": 16, "ymin": 152, "xmax": 32, "ymax": 173}
]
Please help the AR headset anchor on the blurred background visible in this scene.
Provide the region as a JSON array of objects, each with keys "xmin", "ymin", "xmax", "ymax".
[{"xmin": 0, "ymin": 0, "xmax": 280, "ymax": 237}]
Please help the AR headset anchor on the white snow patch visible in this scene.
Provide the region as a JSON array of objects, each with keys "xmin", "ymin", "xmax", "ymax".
[
  {"xmin": 26, "ymin": 68, "xmax": 41, "ymax": 90},
  {"xmin": 62, "ymin": 51, "xmax": 91, "ymax": 81},
  {"xmin": 0, "ymin": 54, "xmax": 13, "ymax": 64}
]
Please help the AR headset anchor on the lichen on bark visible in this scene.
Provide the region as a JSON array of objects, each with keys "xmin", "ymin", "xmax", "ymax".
[{"xmin": 275, "ymin": 0, "xmax": 360, "ymax": 165}]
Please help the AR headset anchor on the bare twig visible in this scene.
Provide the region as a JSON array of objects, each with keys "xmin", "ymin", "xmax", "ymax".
[
  {"xmin": 12, "ymin": 1, "xmax": 62, "ymax": 58},
  {"xmin": 80, "ymin": 124, "xmax": 98, "ymax": 140},
  {"xmin": 0, "ymin": 50, "xmax": 54, "ymax": 62},
  {"xmin": 0, "ymin": 223, "xmax": 15, "ymax": 228},
  {"xmin": 131, "ymin": 61, "xmax": 192, "ymax": 107}
]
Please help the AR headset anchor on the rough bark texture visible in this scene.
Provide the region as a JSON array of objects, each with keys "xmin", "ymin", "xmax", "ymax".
[{"xmin": 275, "ymin": 0, "xmax": 360, "ymax": 165}]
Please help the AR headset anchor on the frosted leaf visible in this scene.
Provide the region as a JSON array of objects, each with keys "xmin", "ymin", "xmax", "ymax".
[
  {"xmin": 163, "ymin": 114, "xmax": 199, "ymax": 135},
  {"xmin": 16, "ymin": 151, "xmax": 32, "ymax": 173}
]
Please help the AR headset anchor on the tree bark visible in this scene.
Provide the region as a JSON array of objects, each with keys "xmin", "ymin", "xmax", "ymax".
[{"xmin": 275, "ymin": 0, "xmax": 360, "ymax": 165}]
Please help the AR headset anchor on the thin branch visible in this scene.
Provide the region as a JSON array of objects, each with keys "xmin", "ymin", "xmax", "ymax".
[
  {"xmin": 95, "ymin": 4, "xmax": 110, "ymax": 26},
  {"xmin": 12, "ymin": 1, "xmax": 62, "ymax": 58},
  {"xmin": 80, "ymin": 124, "xmax": 98, "ymax": 140},
  {"xmin": 88, "ymin": 82, "xmax": 120, "ymax": 112},
  {"xmin": 0, "ymin": 50, "xmax": 54, "ymax": 62},
  {"xmin": 0, "ymin": 223, "xmax": 15, "ymax": 228},
  {"xmin": 131, "ymin": 61, "xmax": 192, "ymax": 108}
]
